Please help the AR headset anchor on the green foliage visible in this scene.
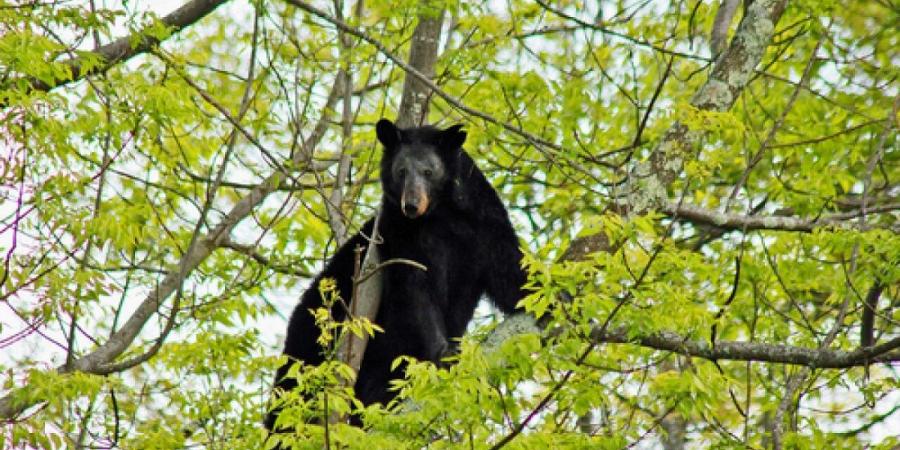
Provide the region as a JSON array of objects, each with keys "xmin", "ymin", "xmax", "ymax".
[{"xmin": 0, "ymin": 0, "xmax": 897, "ymax": 449}]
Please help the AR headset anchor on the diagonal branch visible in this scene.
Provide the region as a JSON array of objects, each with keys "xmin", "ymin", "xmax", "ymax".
[
  {"xmin": 633, "ymin": 0, "xmax": 790, "ymax": 211},
  {"xmin": 2, "ymin": 0, "xmax": 229, "ymax": 107},
  {"xmin": 574, "ymin": 0, "xmax": 791, "ymax": 255}
]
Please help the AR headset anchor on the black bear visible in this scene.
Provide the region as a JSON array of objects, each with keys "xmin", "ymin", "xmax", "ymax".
[{"xmin": 265, "ymin": 118, "xmax": 527, "ymax": 431}]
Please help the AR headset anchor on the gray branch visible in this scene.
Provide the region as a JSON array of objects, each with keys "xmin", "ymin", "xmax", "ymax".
[
  {"xmin": 664, "ymin": 202, "xmax": 900, "ymax": 232},
  {"xmin": 568, "ymin": 0, "xmax": 790, "ymax": 257},
  {"xmin": 589, "ymin": 327, "xmax": 900, "ymax": 369},
  {"xmin": 396, "ymin": 7, "xmax": 445, "ymax": 128}
]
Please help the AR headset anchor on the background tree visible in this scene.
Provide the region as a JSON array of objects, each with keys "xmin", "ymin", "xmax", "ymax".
[{"xmin": 0, "ymin": 0, "xmax": 897, "ymax": 449}]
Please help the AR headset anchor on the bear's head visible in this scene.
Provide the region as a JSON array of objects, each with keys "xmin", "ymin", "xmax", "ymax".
[{"xmin": 376, "ymin": 119, "xmax": 467, "ymax": 219}]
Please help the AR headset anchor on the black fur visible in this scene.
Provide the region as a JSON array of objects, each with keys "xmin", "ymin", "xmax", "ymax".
[{"xmin": 266, "ymin": 119, "xmax": 526, "ymax": 431}]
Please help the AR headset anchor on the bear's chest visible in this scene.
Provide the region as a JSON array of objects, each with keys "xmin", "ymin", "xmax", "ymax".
[
  {"xmin": 376, "ymin": 221, "xmax": 480, "ymax": 301},
  {"xmin": 383, "ymin": 217, "xmax": 476, "ymax": 261}
]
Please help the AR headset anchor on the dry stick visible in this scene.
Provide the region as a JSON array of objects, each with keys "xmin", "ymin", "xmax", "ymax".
[{"xmin": 339, "ymin": 242, "xmax": 428, "ymax": 387}]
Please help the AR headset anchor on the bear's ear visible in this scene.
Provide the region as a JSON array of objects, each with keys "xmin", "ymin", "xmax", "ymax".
[
  {"xmin": 439, "ymin": 124, "xmax": 467, "ymax": 152},
  {"xmin": 376, "ymin": 119, "xmax": 401, "ymax": 150}
]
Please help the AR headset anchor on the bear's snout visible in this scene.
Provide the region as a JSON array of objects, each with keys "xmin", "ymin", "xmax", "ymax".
[{"xmin": 401, "ymin": 186, "xmax": 429, "ymax": 218}]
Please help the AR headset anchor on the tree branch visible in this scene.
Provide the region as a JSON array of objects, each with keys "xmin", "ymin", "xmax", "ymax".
[
  {"xmin": 2, "ymin": 0, "xmax": 229, "ymax": 106},
  {"xmin": 588, "ymin": 327, "xmax": 900, "ymax": 369},
  {"xmin": 396, "ymin": 6, "xmax": 445, "ymax": 128},
  {"xmin": 220, "ymin": 237, "xmax": 312, "ymax": 278},
  {"xmin": 710, "ymin": 0, "xmax": 741, "ymax": 56},
  {"xmin": 663, "ymin": 202, "xmax": 900, "ymax": 233},
  {"xmin": 567, "ymin": 0, "xmax": 790, "ymax": 256}
]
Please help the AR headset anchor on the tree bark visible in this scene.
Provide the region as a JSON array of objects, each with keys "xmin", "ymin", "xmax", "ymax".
[
  {"xmin": 634, "ymin": 0, "xmax": 789, "ymax": 213},
  {"xmin": 587, "ymin": 327, "xmax": 900, "ymax": 369},
  {"xmin": 396, "ymin": 8, "xmax": 445, "ymax": 128}
]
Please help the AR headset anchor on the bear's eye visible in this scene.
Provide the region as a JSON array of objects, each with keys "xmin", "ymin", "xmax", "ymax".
[
  {"xmin": 397, "ymin": 168, "xmax": 406, "ymax": 177},
  {"xmin": 424, "ymin": 169, "xmax": 433, "ymax": 177}
]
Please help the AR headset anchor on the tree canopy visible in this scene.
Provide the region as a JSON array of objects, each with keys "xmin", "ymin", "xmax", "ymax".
[{"xmin": 0, "ymin": 0, "xmax": 897, "ymax": 448}]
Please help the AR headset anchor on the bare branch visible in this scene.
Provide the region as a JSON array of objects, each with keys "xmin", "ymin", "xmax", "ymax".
[
  {"xmin": 355, "ymin": 258, "xmax": 427, "ymax": 284},
  {"xmin": 663, "ymin": 202, "xmax": 900, "ymax": 233},
  {"xmin": 588, "ymin": 327, "xmax": 900, "ymax": 369}
]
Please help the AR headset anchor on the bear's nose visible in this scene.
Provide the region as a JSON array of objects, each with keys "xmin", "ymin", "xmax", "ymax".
[{"xmin": 403, "ymin": 202, "xmax": 420, "ymax": 217}]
